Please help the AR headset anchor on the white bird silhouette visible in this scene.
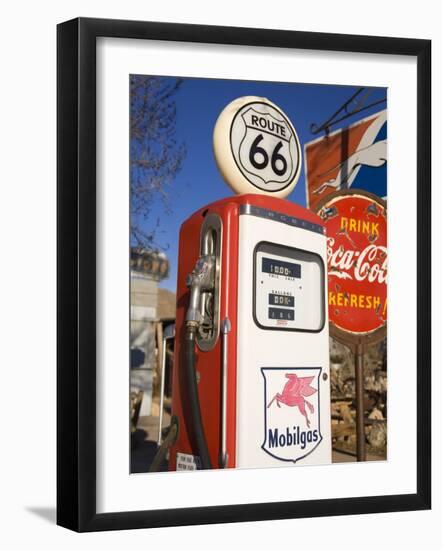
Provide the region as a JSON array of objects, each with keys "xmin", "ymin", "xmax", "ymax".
[{"xmin": 314, "ymin": 139, "xmax": 387, "ymax": 195}]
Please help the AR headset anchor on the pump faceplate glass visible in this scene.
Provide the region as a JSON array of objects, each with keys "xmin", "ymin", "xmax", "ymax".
[{"xmin": 254, "ymin": 242, "xmax": 325, "ymax": 332}]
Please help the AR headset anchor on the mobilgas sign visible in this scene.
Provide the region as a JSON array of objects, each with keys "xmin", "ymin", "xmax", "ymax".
[
  {"xmin": 213, "ymin": 96, "xmax": 301, "ymax": 198},
  {"xmin": 316, "ymin": 190, "xmax": 387, "ymax": 340},
  {"xmin": 261, "ymin": 367, "xmax": 323, "ymax": 463}
]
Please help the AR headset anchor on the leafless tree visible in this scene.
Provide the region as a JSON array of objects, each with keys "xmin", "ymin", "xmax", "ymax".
[{"xmin": 130, "ymin": 75, "xmax": 186, "ymax": 249}]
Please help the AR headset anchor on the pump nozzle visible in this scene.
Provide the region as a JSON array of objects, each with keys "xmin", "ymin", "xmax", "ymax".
[{"xmin": 185, "ymin": 255, "xmax": 215, "ymax": 326}]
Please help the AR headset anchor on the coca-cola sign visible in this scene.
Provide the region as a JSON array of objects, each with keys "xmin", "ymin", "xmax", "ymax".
[{"xmin": 316, "ymin": 191, "xmax": 387, "ymax": 339}]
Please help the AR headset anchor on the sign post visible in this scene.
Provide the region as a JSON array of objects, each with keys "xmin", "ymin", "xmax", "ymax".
[
  {"xmin": 316, "ymin": 189, "xmax": 387, "ymax": 461},
  {"xmin": 355, "ymin": 342, "xmax": 365, "ymax": 461}
]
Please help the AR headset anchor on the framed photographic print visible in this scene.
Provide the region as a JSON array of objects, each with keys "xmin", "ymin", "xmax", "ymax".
[{"xmin": 57, "ymin": 17, "xmax": 431, "ymax": 532}]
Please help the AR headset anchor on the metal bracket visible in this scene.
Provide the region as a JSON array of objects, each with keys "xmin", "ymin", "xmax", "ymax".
[{"xmin": 310, "ymin": 87, "xmax": 386, "ymax": 136}]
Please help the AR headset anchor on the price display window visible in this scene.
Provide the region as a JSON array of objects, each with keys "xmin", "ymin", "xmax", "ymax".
[{"xmin": 254, "ymin": 242, "xmax": 325, "ymax": 332}]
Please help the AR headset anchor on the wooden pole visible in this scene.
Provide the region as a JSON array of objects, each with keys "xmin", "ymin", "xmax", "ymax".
[
  {"xmin": 155, "ymin": 321, "xmax": 164, "ymax": 396},
  {"xmin": 355, "ymin": 342, "xmax": 366, "ymax": 461}
]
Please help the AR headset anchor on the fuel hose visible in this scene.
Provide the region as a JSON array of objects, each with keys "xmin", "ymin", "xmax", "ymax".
[
  {"xmin": 148, "ymin": 418, "xmax": 178, "ymax": 473},
  {"xmin": 185, "ymin": 324, "xmax": 212, "ymax": 469}
]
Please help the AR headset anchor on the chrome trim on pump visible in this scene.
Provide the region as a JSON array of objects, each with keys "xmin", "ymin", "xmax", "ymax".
[
  {"xmin": 239, "ymin": 204, "xmax": 325, "ymax": 235},
  {"xmin": 220, "ymin": 317, "xmax": 231, "ymax": 468},
  {"xmin": 196, "ymin": 213, "xmax": 223, "ymax": 351}
]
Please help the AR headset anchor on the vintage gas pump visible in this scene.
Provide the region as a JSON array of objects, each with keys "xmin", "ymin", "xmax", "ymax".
[{"xmin": 165, "ymin": 97, "xmax": 331, "ymax": 471}]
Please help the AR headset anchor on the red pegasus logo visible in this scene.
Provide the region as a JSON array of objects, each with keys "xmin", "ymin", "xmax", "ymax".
[{"xmin": 267, "ymin": 374, "xmax": 317, "ymax": 428}]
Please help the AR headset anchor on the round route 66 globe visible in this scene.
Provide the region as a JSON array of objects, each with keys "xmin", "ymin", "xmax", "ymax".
[{"xmin": 213, "ymin": 96, "xmax": 302, "ymax": 198}]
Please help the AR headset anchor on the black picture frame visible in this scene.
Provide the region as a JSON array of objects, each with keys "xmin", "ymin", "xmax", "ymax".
[{"xmin": 57, "ymin": 17, "xmax": 431, "ymax": 532}]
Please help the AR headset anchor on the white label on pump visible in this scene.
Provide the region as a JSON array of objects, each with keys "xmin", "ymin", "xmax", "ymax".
[
  {"xmin": 262, "ymin": 367, "xmax": 323, "ymax": 463},
  {"xmin": 213, "ymin": 96, "xmax": 301, "ymax": 198},
  {"xmin": 176, "ymin": 452, "xmax": 201, "ymax": 471}
]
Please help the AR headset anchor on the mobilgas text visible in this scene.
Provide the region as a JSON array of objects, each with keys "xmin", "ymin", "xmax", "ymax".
[{"xmin": 268, "ymin": 425, "xmax": 320, "ymax": 450}]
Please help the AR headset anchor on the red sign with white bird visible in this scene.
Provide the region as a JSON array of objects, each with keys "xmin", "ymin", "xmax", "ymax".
[
  {"xmin": 304, "ymin": 110, "xmax": 387, "ymax": 211},
  {"xmin": 316, "ymin": 191, "xmax": 387, "ymax": 339}
]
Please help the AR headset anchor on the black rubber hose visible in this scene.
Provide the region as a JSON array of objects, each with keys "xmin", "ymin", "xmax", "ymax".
[
  {"xmin": 185, "ymin": 325, "xmax": 212, "ymax": 469},
  {"xmin": 148, "ymin": 420, "xmax": 178, "ymax": 473}
]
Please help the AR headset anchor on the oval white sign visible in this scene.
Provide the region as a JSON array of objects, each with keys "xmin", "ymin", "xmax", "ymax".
[{"xmin": 213, "ymin": 96, "xmax": 301, "ymax": 197}]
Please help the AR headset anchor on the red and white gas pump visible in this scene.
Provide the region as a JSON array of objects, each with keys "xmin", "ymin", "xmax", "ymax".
[{"xmin": 162, "ymin": 97, "xmax": 331, "ymax": 471}]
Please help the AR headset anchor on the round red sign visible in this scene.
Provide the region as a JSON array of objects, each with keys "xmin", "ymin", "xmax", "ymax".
[{"xmin": 316, "ymin": 191, "xmax": 387, "ymax": 340}]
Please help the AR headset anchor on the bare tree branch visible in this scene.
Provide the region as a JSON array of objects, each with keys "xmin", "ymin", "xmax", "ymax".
[{"xmin": 130, "ymin": 75, "xmax": 186, "ymax": 250}]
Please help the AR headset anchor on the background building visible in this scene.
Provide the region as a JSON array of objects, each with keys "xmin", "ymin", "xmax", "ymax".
[{"xmin": 130, "ymin": 248, "xmax": 170, "ymax": 417}]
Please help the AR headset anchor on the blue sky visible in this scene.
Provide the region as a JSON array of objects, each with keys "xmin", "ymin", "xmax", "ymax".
[{"xmin": 137, "ymin": 77, "xmax": 386, "ymax": 292}]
